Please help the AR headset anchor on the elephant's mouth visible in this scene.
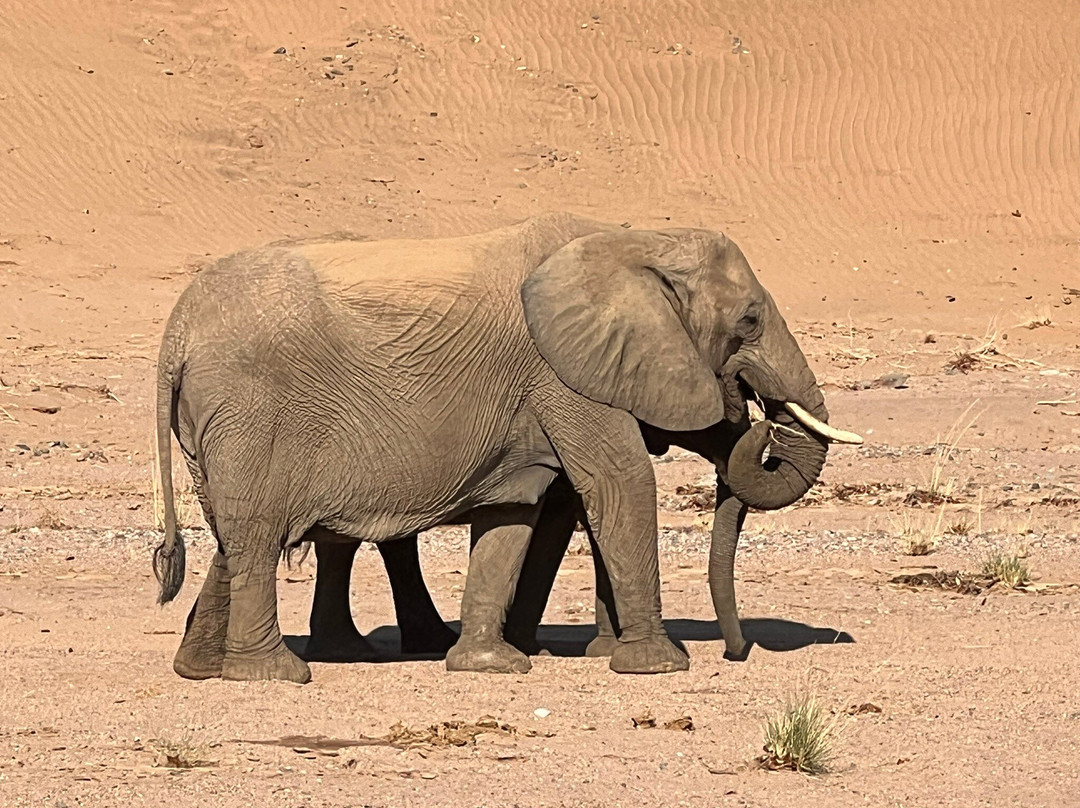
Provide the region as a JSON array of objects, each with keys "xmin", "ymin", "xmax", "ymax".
[{"xmin": 731, "ymin": 372, "xmax": 862, "ymax": 445}]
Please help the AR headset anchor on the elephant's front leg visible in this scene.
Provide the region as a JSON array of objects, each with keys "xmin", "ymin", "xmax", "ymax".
[
  {"xmin": 446, "ymin": 503, "xmax": 541, "ymax": 673},
  {"xmin": 173, "ymin": 550, "xmax": 230, "ymax": 680},
  {"xmin": 545, "ymin": 403, "xmax": 688, "ymax": 674},
  {"xmin": 503, "ymin": 475, "xmax": 578, "ymax": 655}
]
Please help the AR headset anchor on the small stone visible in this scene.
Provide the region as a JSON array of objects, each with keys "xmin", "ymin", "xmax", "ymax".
[
  {"xmin": 274, "ymin": 47, "xmax": 287, "ymax": 54},
  {"xmin": 533, "ymin": 708, "xmax": 551, "ymax": 719}
]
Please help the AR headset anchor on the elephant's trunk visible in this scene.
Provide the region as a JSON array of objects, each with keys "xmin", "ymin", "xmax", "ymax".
[
  {"xmin": 708, "ymin": 491, "xmax": 749, "ymax": 660},
  {"xmin": 726, "ymin": 416, "xmax": 828, "ymax": 511}
]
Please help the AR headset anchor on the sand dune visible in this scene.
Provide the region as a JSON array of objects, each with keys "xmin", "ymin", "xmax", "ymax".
[{"xmin": 2, "ymin": 0, "xmax": 1075, "ymax": 331}]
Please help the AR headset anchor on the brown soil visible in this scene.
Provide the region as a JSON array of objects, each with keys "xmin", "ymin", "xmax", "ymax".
[{"xmin": 1, "ymin": 1, "xmax": 1078, "ymax": 805}]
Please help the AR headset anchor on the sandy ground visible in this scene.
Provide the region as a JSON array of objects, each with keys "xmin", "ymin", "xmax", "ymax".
[{"xmin": 2, "ymin": 0, "xmax": 1079, "ymax": 805}]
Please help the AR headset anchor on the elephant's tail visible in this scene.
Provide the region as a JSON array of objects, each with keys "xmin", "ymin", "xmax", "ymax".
[{"xmin": 152, "ymin": 336, "xmax": 185, "ymax": 605}]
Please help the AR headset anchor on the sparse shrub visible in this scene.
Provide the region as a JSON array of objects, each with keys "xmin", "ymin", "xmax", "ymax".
[
  {"xmin": 36, "ymin": 506, "xmax": 67, "ymax": 530},
  {"xmin": 982, "ymin": 552, "xmax": 1030, "ymax": 589},
  {"xmin": 945, "ymin": 518, "xmax": 972, "ymax": 536},
  {"xmin": 150, "ymin": 734, "xmax": 211, "ymax": 769},
  {"xmin": 760, "ymin": 694, "xmax": 838, "ymax": 774},
  {"xmin": 893, "ymin": 505, "xmax": 946, "ymax": 556}
]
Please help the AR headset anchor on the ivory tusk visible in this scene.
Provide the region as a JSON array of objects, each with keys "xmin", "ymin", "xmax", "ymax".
[{"xmin": 784, "ymin": 402, "xmax": 864, "ymax": 445}]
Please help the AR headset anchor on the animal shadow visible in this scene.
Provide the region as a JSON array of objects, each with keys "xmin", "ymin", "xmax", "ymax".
[
  {"xmin": 284, "ymin": 623, "xmax": 465, "ymax": 663},
  {"xmin": 534, "ymin": 617, "xmax": 854, "ymax": 659},
  {"xmin": 285, "ymin": 617, "xmax": 853, "ymax": 663}
]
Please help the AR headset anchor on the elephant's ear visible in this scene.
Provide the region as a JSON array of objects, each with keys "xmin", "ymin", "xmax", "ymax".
[{"xmin": 521, "ymin": 230, "xmax": 726, "ymax": 431}]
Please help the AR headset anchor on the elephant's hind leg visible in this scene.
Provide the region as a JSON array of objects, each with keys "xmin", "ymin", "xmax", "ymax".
[
  {"xmin": 302, "ymin": 539, "xmax": 379, "ymax": 663},
  {"xmin": 378, "ymin": 538, "xmax": 458, "ymax": 655},
  {"xmin": 214, "ymin": 502, "xmax": 310, "ymax": 683},
  {"xmin": 173, "ymin": 550, "xmax": 230, "ymax": 679}
]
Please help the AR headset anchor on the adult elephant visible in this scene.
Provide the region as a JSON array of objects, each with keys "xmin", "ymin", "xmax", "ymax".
[{"xmin": 153, "ymin": 213, "xmax": 861, "ymax": 683}]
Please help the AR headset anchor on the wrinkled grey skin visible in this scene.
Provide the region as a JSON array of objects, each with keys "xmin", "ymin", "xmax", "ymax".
[
  {"xmin": 305, "ymin": 412, "xmax": 827, "ymax": 668},
  {"xmin": 154, "ymin": 213, "xmax": 829, "ymax": 683}
]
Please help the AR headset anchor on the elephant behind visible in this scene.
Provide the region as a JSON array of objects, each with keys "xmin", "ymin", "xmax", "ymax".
[{"xmin": 300, "ymin": 414, "xmax": 834, "ymax": 669}]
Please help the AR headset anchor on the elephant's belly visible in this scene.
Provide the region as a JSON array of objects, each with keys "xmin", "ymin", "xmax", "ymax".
[
  {"xmin": 307, "ymin": 405, "xmax": 560, "ymax": 542},
  {"xmin": 317, "ymin": 459, "xmax": 560, "ymax": 543},
  {"xmin": 465, "ymin": 463, "xmax": 560, "ymax": 509}
]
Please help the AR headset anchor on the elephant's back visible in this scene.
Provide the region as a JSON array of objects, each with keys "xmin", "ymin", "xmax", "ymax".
[{"xmin": 295, "ymin": 233, "xmax": 487, "ymax": 294}]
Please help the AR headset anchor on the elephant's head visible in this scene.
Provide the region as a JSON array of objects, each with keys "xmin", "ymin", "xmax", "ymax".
[{"xmin": 521, "ymin": 227, "xmax": 861, "ymax": 511}]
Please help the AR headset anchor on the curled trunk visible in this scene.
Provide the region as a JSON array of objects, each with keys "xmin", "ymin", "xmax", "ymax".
[{"xmin": 726, "ymin": 416, "xmax": 827, "ymax": 511}]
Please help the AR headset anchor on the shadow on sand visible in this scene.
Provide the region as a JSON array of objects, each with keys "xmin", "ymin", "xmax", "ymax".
[{"xmin": 284, "ymin": 617, "xmax": 854, "ymax": 663}]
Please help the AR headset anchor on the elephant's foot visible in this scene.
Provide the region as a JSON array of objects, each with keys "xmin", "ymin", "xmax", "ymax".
[
  {"xmin": 301, "ymin": 630, "xmax": 380, "ymax": 663},
  {"xmin": 446, "ymin": 636, "xmax": 532, "ymax": 674},
  {"xmin": 609, "ymin": 636, "xmax": 689, "ymax": 674},
  {"xmin": 722, "ymin": 636, "xmax": 751, "ymax": 662},
  {"xmin": 585, "ymin": 633, "xmax": 618, "ymax": 658},
  {"xmin": 173, "ymin": 639, "xmax": 224, "ymax": 680},
  {"xmin": 400, "ymin": 621, "xmax": 458, "ymax": 656},
  {"xmin": 222, "ymin": 643, "xmax": 312, "ymax": 684},
  {"xmin": 503, "ymin": 629, "xmax": 542, "ymax": 657}
]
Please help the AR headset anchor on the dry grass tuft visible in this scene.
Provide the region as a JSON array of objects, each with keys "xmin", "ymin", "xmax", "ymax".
[
  {"xmin": 945, "ymin": 321, "xmax": 1041, "ymax": 374},
  {"xmin": 945, "ymin": 517, "xmax": 973, "ymax": 536},
  {"xmin": 151, "ymin": 734, "xmax": 213, "ymax": 769},
  {"xmin": 907, "ymin": 401, "xmax": 983, "ymax": 505},
  {"xmin": 36, "ymin": 506, "xmax": 68, "ymax": 531},
  {"xmin": 759, "ymin": 694, "xmax": 838, "ymax": 775},
  {"xmin": 981, "ymin": 552, "xmax": 1030, "ymax": 589},
  {"xmin": 893, "ymin": 503, "xmax": 947, "ymax": 556}
]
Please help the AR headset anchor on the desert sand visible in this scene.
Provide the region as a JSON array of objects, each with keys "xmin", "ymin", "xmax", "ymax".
[{"xmin": 1, "ymin": 1, "xmax": 1078, "ymax": 805}]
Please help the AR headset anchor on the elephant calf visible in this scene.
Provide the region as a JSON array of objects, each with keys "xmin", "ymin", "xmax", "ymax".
[
  {"xmin": 153, "ymin": 213, "xmax": 860, "ymax": 683},
  {"xmin": 300, "ymin": 417, "xmax": 829, "ymax": 670}
]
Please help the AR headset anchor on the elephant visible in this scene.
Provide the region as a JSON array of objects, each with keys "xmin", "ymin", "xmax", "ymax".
[
  {"xmin": 153, "ymin": 213, "xmax": 862, "ymax": 683},
  {"xmin": 300, "ymin": 410, "xmax": 836, "ymax": 670}
]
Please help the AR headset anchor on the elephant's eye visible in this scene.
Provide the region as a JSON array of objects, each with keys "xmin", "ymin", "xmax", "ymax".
[{"xmin": 736, "ymin": 310, "xmax": 761, "ymax": 339}]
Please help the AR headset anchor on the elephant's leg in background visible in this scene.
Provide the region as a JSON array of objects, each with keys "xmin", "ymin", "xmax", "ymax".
[
  {"xmin": 709, "ymin": 487, "xmax": 751, "ymax": 661},
  {"xmin": 446, "ymin": 503, "xmax": 542, "ymax": 673},
  {"xmin": 584, "ymin": 533, "xmax": 621, "ymax": 657},
  {"xmin": 172, "ymin": 549, "xmax": 231, "ymax": 679},
  {"xmin": 214, "ymin": 497, "xmax": 311, "ymax": 683},
  {"xmin": 302, "ymin": 538, "xmax": 379, "ymax": 663},
  {"xmin": 378, "ymin": 538, "xmax": 458, "ymax": 654},
  {"xmin": 543, "ymin": 403, "xmax": 688, "ymax": 674},
  {"xmin": 503, "ymin": 475, "xmax": 578, "ymax": 655}
]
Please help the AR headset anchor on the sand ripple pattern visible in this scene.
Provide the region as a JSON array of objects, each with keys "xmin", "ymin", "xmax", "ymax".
[{"xmin": 0, "ymin": 0, "xmax": 1075, "ymax": 290}]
